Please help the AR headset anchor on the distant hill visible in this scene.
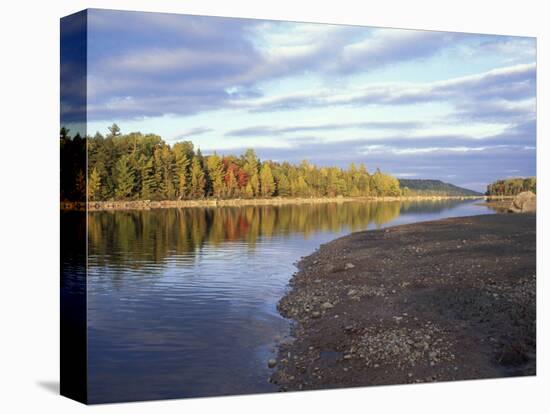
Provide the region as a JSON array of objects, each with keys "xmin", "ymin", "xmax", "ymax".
[{"xmin": 398, "ymin": 179, "xmax": 482, "ymax": 196}]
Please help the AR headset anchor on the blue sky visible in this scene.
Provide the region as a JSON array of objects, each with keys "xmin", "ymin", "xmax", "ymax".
[{"xmin": 83, "ymin": 9, "xmax": 536, "ymax": 192}]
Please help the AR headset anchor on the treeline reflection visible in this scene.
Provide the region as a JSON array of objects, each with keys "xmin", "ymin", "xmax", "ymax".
[{"xmin": 88, "ymin": 200, "xmax": 467, "ymax": 267}]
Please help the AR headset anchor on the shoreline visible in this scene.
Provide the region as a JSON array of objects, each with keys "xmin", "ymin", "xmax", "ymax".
[
  {"xmin": 60, "ymin": 195, "xmax": 489, "ymax": 212},
  {"xmin": 270, "ymin": 213, "xmax": 535, "ymax": 390}
]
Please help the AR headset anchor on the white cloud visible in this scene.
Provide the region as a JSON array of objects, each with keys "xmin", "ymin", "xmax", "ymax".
[{"xmin": 234, "ymin": 62, "xmax": 535, "ymax": 122}]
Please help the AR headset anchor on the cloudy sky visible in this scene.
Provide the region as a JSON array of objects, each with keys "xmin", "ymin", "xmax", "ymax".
[{"xmin": 84, "ymin": 9, "xmax": 536, "ymax": 192}]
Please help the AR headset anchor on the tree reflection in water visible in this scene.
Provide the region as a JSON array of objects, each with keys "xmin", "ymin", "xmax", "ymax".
[{"xmin": 88, "ymin": 199, "xmax": 467, "ymax": 267}]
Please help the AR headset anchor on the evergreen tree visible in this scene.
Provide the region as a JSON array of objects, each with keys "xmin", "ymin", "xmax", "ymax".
[
  {"xmin": 114, "ymin": 155, "xmax": 136, "ymax": 199},
  {"xmin": 160, "ymin": 145, "xmax": 176, "ymax": 199},
  {"xmin": 107, "ymin": 123, "xmax": 121, "ymax": 137},
  {"xmin": 153, "ymin": 147, "xmax": 165, "ymax": 198},
  {"xmin": 189, "ymin": 157, "xmax": 206, "ymax": 198},
  {"xmin": 173, "ymin": 142, "xmax": 193, "ymax": 198},
  {"xmin": 82, "ymin": 128, "xmax": 404, "ymax": 201},
  {"xmin": 140, "ymin": 157, "xmax": 157, "ymax": 199}
]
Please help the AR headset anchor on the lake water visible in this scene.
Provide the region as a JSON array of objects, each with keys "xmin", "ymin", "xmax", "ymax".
[{"xmin": 84, "ymin": 199, "xmax": 493, "ymax": 403}]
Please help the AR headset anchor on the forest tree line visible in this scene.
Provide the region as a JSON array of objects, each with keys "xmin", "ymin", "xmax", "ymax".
[
  {"xmin": 62, "ymin": 125, "xmax": 402, "ymax": 202},
  {"xmin": 486, "ymin": 177, "xmax": 536, "ymax": 196}
]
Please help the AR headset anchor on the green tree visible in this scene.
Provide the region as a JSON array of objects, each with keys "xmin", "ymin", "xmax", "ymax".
[
  {"xmin": 140, "ymin": 156, "xmax": 157, "ymax": 199},
  {"xmin": 189, "ymin": 157, "xmax": 206, "ymax": 198},
  {"xmin": 107, "ymin": 123, "xmax": 121, "ymax": 137},
  {"xmin": 160, "ymin": 145, "xmax": 176, "ymax": 199},
  {"xmin": 173, "ymin": 142, "xmax": 193, "ymax": 198},
  {"xmin": 114, "ymin": 155, "xmax": 136, "ymax": 199},
  {"xmin": 83, "ymin": 127, "xmax": 404, "ymax": 201}
]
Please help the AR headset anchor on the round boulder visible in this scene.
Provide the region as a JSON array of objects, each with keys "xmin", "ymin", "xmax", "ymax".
[{"xmin": 508, "ymin": 191, "xmax": 536, "ymax": 213}]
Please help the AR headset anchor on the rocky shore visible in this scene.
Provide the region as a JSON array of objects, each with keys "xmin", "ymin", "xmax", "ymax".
[
  {"xmin": 61, "ymin": 195, "xmax": 483, "ymax": 211},
  {"xmin": 478, "ymin": 192, "xmax": 536, "ymax": 214},
  {"xmin": 270, "ymin": 213, "xmax": 536, "ymax": 390}
]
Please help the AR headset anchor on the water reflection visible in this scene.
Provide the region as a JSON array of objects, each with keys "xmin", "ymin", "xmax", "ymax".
[
  {"xmin": 89, "ymin": 199, "xmax": 472, "ymax": 267},
  {"xmin": 86, "ymin": 199, "xmax": 491, "ymax": 403}
]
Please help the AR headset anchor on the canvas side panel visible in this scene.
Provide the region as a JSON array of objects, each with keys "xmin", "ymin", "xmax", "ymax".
[{"xmin": 60, "ymin": 9, "xmax": 88, "ymax": 404}]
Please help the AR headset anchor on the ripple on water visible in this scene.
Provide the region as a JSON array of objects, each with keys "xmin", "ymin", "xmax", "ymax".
[{"xmin": 84, "ymin": 199, "xmax": 493, "ymax": 402}]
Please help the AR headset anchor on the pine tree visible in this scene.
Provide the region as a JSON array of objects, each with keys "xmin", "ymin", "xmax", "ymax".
[
  {"xmin": 161, "ymin": 145, "xmax": 176, "ymax": 199},
  {"xmin": 189, "ymin": 157, "xmax": 206, "ymax": 198},
  {"xmin": 140, "ymin": 157, "xmax": 157, "ymax": 200},
  {"xmin": 173, "ymin": 142, "xmax": 192, "ymax": 199},
  {"xmin": 107, "ymin": 123, "xmax": 121, "ymax": 137},
  {"xmin": 153, "ymin": 147, "xmax": 165, "ymax": 198},
  {"xmin": 115, "ymin": 155, "xmax": 136, "ymax": 199},
  {"xmin": 83, "ymin": 131, "xmax": 404, "ymax": 201},
  {"xmin": 175, "ymin": 158, "xmax": 189, "ymax": 199}
]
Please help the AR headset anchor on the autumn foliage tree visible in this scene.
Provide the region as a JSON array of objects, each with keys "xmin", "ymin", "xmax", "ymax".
[
  {"xmin": 73, "ymin": 127, "xmax": 404, "ymax": 202},
  {"xmin": 486, "ymin": 177, "xmax": 536, "ymax": 196}
]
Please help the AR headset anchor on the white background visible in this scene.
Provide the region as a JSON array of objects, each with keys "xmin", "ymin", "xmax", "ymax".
[{"xmin": 0, "ymin": 0, "xmax": 547, "ymax": 412}]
